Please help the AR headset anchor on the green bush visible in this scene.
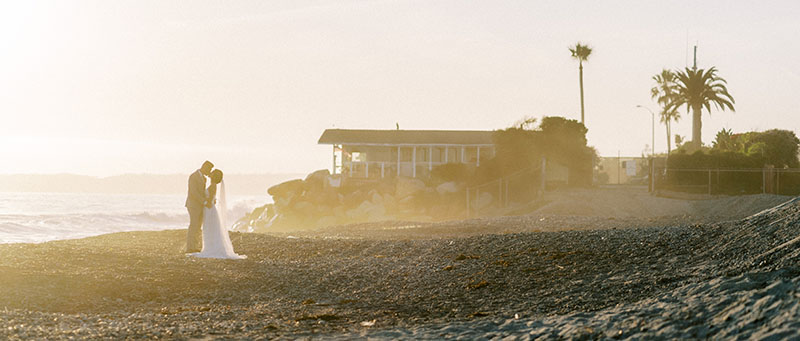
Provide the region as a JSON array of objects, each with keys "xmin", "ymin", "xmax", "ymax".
[
  {"xmin": 430, "ymin": 163, "xmax": 471, "ymax": 183},
  {"xmin": 662, "ymin": 129, "xmax": 800, "ymax": 194},
  {"xmin": 492, "ymin": 116, "xmax": 596, "ymax": 187}
]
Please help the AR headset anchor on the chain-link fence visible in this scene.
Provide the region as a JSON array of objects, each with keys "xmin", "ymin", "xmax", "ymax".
[
  {"xmin": 466, "ymin": 166, "xmax": 543, "ymax": 218},
  {"xmin": 653, "ymin": 167, "xmax": 800, "ymax": 195}
]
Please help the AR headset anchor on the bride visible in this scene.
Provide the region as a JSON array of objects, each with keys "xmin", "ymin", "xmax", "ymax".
[{"xmin": 190, "ymin": 169, "xmax": 246, "ymax": 259}]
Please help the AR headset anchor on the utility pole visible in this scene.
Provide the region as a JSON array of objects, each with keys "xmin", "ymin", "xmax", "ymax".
[
  {"xmin": 579, "ymin": 61, "xmax": 585, "ymax": 125},
  {"xmin": 685, "ymin": 29, "xmax": 689, "ymax": 68},
  {"xmin": 617, "ymin": 150, "xmax": 621, "ymax": 185}
]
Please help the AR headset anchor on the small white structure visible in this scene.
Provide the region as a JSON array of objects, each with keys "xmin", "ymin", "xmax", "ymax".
[{"xmin": 318, "ymin": 129, "xmax": 496, "ymax": 179}]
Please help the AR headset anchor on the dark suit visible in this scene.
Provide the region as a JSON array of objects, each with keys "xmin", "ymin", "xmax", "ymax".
[{"xmin": 185, "ymin": 169, "xmax": 206, "ymax": 252}]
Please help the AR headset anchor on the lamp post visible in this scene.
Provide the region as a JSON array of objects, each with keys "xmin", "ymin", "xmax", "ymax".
[{"xmin": 636, "ymin": 105, "xmax": 655, "ymax": 157}]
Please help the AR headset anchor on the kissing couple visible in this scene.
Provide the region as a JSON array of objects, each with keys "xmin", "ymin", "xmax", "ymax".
[{"xmin": 184, "ymin": 161, "xmax": 246, "ymax": 259}]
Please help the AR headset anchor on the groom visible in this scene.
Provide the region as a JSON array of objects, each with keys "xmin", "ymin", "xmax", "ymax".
[{"xmin": 185, "ymin": 160, "xmax": 214, "ymax": 253}]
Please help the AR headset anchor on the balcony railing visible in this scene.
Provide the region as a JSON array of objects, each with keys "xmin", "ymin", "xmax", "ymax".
[{"xmin": 342, "ymin": 160, "xmax": 475, "ymax": 179}]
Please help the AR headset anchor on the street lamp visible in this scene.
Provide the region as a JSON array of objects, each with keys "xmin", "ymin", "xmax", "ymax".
[{"xmin": 636, "ymin": 105, "xmax": 655, "ymax": 157}]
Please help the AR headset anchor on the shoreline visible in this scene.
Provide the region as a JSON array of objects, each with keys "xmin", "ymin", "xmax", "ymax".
[{"xmin": 0, "ymin": 191, "xmax": 271, "ymax": 245}]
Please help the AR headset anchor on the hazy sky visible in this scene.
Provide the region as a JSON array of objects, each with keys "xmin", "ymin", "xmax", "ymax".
[{"xmin": 2, "ymin": 1, "xmax": 799, "ymax": 176}]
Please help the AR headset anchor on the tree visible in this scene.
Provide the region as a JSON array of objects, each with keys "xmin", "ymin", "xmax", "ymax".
[
  {"xmin": 569, "ymin": 43, "xmax": 593, "ymax": 125},
  {"xmin": 669, "ymin": 67, "xmax": 735, "ymax": 149},
  {"xmin": 712, "ymin": 128, "xmax": 737, "ymax": 151},
  {"xmin": 650, "ymin": 69, "xmax": 681, "ymax": 155},
  {"xmin": 512, "ymin": 116, "xmax": 537, "ymax": 130},
  {"xmin": 492, "ymin": 116, "xmax": 595, "ymax": 185},
  {"xmin": 751, "ymin": 129, "xmax": 800, "ymax": 168}
]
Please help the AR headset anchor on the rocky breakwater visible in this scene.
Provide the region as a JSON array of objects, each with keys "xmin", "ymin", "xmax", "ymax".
[{"xmin": 234, "ymin": 170, "xmax": 470, "ymax": 232}]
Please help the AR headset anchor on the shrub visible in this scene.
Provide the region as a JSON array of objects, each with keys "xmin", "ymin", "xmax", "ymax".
[
  {"xmin": 430, "ymin": 163, "xmax": 471, "ymax": 183},
  {"xmin": 492, "ymin": 116, "xmax": 596, "ymax": 187},
  {"xmin": 663, "ymin": 129, "xmax": 800, "ymax": 194}
]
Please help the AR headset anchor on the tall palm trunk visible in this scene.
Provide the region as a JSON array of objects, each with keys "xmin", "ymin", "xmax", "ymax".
[
  {"xmin": 666, "ymin": 120, "xmax": 672, "ymax": 156},
  {"xmin": 691, "ymin": 104, "xmax": 702, "ymax": 148},
  {"xmin": 579, "ymin": 62, "xmax": 585, "ymax": 124}
]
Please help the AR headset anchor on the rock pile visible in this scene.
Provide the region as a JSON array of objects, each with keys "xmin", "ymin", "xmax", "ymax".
[{"xmin": 233, "ymin": 170, "xmax": 470, "ymax": 232}]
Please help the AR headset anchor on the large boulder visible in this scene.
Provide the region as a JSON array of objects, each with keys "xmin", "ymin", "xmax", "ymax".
[
  {"xmin": 273, "ymin": 196, "xmax": 293, "ymax": 211},
  {"xmin": 268, "ymin": 179, "xmax": 305, "ymax": 198},
  {"xmin": 250, "ymin": 204, "xmax": 274, "ymax": 222},
  {"xmin": 327, "ymin": 175, "xmax": 342, "ymax": 188},
  {"xmin": 304, "ymin": 169, "xmax": 330, "ymax": 192},
  {"xmin": 369, "ymin": 190, "xmax": 383, "ymax": 204},
  {"xmin": 395, "ymin": 177, "xmax": 427, "ymax": 199},
  {"xmin": 365, "ymin": 202, "xmax": 387, "ymax": 221},
  {"xmin": 304, "ymin": 189, "xmax": 339, "ymax": 206},
  {"xmin": 342, "ymin": 190, "xmax": 368, "ymax": 209},
  {"xmin": 346, "ymin": 200, "xmax": 387, "ymax": 221},
  {"xmin": 382, "ymin": 193, "xmax": 398, "ymax": 213},
  {"xmin": 254, "ymin": 213, "xmax": 281, "ymax": 232},
  {"xmin": 436, "ymin": 181, "xmax": 461, "ymax": 195},
  {"xmin": 314, "ymin": 204, "xmax": 333, "ymax": 217},
  {"xmin": 332, "ymin": 206, "xmax": 347, "ymax": 220},
  {"xmin": 292, "ymin": 200, "xmax": 315, "ymax": 216},
  {"xmin": 234, "ymin": 204, "xmax": 275, "ymax": 232}
]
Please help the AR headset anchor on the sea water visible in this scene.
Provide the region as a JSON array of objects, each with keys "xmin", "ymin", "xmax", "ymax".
[{"xmin": 0, "ymin": 192, "xmax": 268, "ymax": 244}]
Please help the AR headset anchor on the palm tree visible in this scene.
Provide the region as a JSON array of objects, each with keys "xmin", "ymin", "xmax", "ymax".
[
  {"xmin": 650, "ymin": 69, "xmax": 681, "ymax": 155},
  {"xmin": 669, "ymin": 67, "xmax": 735, "ymax": 149},
  {"xmin": 569, "ymin": 43, "xmax": 592, "ymax": 125}
]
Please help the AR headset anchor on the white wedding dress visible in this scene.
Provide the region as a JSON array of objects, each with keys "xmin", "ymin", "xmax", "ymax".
[{"xmin": 190, "ymin": 182, "xmax": 246, "ymax": 260}]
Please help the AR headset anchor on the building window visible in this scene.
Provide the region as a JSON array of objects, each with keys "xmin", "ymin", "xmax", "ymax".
[{"xmin": 351, "ymin": 152, "xmax": 366, "ymax": 162}]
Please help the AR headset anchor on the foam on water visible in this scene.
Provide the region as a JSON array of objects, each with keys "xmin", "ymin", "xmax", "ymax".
[{"xmin": 0, "ymin": 192, "xmax": 267, "ymax": 244}]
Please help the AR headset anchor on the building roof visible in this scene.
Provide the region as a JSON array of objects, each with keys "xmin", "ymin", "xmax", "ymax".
[{"xmin": 318, "ymin": 129, "xmax": 495, "ymax": 146}]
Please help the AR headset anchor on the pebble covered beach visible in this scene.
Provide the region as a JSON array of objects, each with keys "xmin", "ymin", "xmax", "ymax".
[{"xmin": 2, "ymin": 193, "xmax": 800, "ymax": 339}]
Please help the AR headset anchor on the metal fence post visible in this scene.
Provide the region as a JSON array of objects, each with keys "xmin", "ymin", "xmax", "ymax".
[
  {"xmin": 653, "ymin": 163, "xmax": 658, "ymax": 194},
  {"xmin": 650, "ymin": 158, "xmax": 655, "ymax": 193},
  {"xmin": 475, "ymin": 189, "xmax": 480, "ymax": 213},
  {"xmin": 541, "ymin": 157, "xmax": 547, "ymax": 195},
  {"xmin": 505, "ymin": 180, "xmax": 509, "ymax": 207},
  {"xmin": 498, "ymin": 179, "xmax": 503, "ymax": 208},
  {"xmin": 466, "ymin": 188, "xmax": 470, "ymax": 219}
]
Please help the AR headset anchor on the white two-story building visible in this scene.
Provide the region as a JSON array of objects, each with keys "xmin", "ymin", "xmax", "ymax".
[{"xmin": 318, "ymin": 129, "xmax": 496, "ymax": 179}]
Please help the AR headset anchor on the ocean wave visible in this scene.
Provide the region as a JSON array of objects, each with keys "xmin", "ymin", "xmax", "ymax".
[
  {"xmin": 0, "ymin": 192, "xmax": 266, "ymax": 244},
  {"xmin": 0, "ymin": 212, "xmax": 188, "ymax": 244}
]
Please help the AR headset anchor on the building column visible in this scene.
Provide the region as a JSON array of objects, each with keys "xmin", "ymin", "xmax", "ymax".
[
  {"xmin": 412, "ymin": 146, "xmax": 417, "ymax": 178},
  {"xmin": 461, "ymin": 147, "xmax": 465, "ymax": 163},
  {"xmin": 397, "ymin": 146, "xmax": 401, "ymax": 177},
  {"xmin": 429, "ymin": 146, "xmax": 433, "ymax": 171},
  {"xmin": 365, "ymin": 162, "xmax": 369, "ymax": 178},
  {"xmin": 444, "ymin": 147, "xmax": 449, "ymax": 163},
  {"xmin": 332, "ymin": 145, "xmax": 336, "ymax": 174},
  {"xmin": 477, "ymin": 146, "xmax": 481, "ymax": 167},
  {"xmin": 381, "ymin": 162, "xmax": 385, "ymax": 178}
]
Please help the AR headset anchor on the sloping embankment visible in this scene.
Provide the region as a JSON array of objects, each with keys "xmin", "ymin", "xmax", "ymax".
[{"xmin": 331, "ymin": 197, "xmax": 800, "ymax": 339}]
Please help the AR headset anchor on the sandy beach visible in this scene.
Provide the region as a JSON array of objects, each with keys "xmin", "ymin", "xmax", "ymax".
[{"xmin": 2, "ymin": 190, "xmax": 800, "ymax": 339}]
